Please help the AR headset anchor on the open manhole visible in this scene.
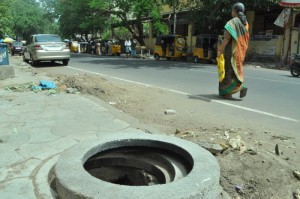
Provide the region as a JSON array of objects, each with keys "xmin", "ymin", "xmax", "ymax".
[
  {"xmin": 55, "ymin": 133, "xmax": 220, "ymax": 199},
  {"xmin": 84, "ymin": 145, "xmax": 193, "ymax": 186}
]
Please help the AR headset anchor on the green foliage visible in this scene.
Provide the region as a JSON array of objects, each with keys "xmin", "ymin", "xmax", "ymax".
[
  {"xmin": 56, "ymin": 0, "xmax": 108, "ymax": 39},
  {"xmin": 0, "ymin": 0, "xmax": 13, "ymax": 37},
  {"xmin": 1, "ymin": 0, "xmax": 60, "ymax": 39},
  {"xmin": 151, "ymin": 7, "xmax": 168, "ymax": 35},
  {"xmin": 114, "ymin": 27, "xmax": 131, "ymax": 40},
  {"xmin": 186, "ymin": 0, "xmax": 282, "ymax": 34},
  {"xmin": 39, "ymin": 0, "xmax": 60, "ymax": 21},
  {"xmin": 7, "ymin": 0, "xmax": 46, "ymax": 39},
  {"xmin": 3, "ymin": 0, "xmax": 282, "ymax": 42},
  {"xmin": 44, "ymin": 22, "xmax": 60, "ymax": 35},
  {"xmin": 89, "ymin": 0, "xmax": 168, "ymax": 45}
]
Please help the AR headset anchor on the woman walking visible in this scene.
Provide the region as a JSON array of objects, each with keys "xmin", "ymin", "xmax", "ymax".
[{"xmin": 217, "ymin": 2, "xmax": 249, "ymax": 99}]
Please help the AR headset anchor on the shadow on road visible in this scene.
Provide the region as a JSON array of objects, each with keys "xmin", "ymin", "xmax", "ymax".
[
  {"xmin": 281, "ymin": 74, "xmax": 300, "ymax": 78},
  {"xmin": 72, "ymin": 54, "xmax": 214, "ymax": 70},
  {"xmin": 31, "ymin": 61, "xmax": 65, "ymax": 68},
  {"xmin": 188, "ymin": 94, "xmax": 218, "ymax": 102},
  {"xmin": 188, "ymin": 94, "xmax": 243, "ymax": 102}
]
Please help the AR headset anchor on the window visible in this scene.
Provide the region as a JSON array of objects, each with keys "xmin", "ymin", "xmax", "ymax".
[
  {"xmin": 12, "ymin": 42, "xmax": 22, "ymax": 47},
  {"xmin": 35, "ymin": 35, "xmax": 62, "ymax": 42}
]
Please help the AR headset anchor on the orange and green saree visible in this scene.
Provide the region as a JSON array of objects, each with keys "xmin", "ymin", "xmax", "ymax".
[{"xmin": 219, "ymin": 17, "xmax": 249, "ymax": 96}]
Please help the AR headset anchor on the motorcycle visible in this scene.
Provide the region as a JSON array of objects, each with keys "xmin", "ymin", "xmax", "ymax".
[{"xmin": 291, "ymin": 54, "xmax": 300, "ymax": 77}]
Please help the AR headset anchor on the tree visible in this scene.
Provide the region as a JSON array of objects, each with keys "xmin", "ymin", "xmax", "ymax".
[
  {"xmin": 55, "ymin": 0, "xmax": 108, "ymax": 39},
  {"xmin": 89, "ymin": 0, "xmax": 168, "ymax": 45},
  {"xmin": 39, "ymin": 0, "xmax": 60, "ymax": 21},
  {"xmin": 38, "ymin": 0, "xmax": 60, "ymax": 35},
  {"xmin": 1, "ymin": 0, "xmax": 63, "ymax": 39},
  {"xmin": 185, "ymin": 0, "xmax": 281, "ymax": 34},
  {"xmin": 7, "ymin": 0, "xmax": 47, "ymax": 39},
  {"xmin": 0, "ymin": 0, "xmax": 13, "ymax": 37}
]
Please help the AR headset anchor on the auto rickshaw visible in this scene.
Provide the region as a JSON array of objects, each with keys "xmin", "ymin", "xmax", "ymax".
[
  {"xmin": 70, "ymin": 41, "xmax": 79, "ymax": 53},
  {"xmin": 193, "ymin": 34, "xmax": 218, "ymax": 63},
  {"xmin": 154, "ymin": 35, "xmax": 187, "ymax": 60},
  {"xmin": 101, "ymin": 39, "xmax": 121, "ymax": 56},
  {"xmin": 111, "ymin": 40, "xmax": 121, "ymax": 56}
]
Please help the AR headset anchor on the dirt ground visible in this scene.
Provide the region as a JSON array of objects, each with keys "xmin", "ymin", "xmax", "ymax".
[
  {"xmin": 43, "ymin": 72, "xmax": 299, "ymax": 199},
  {"xmin": 6, "ymin": 55, "xmax": 299, "ymax": 199}
]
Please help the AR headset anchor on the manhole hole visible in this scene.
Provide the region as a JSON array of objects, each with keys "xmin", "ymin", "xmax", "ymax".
[
  {"xmin": 84, "ymin": 145, "xmax": 193, "ymax": 186},
  {"xmin": 55, "ymin": 133, "xmax": 220, "ymax": 199}
]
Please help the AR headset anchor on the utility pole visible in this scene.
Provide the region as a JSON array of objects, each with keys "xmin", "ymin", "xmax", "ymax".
[
  {"xmin": 287, "ymin": 8, "xmax": 294, "ymax": 65},
  {"xmin": 173, "ymin": 0, "xmax": 177, "ymax": 35}
]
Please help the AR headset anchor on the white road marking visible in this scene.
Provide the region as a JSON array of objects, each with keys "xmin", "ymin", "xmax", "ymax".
[
  {"xmin": 213, "ymin": 100, "xmax": 298, "ymax": 122},
  {"xmin": 67, "ymin": 66, "xmax": 299, "ymax": 123},
  {"xmin": 246, "ymin": 76, "xmax": 300, "ymax": 85},
  {"xmin": 190, "ymin": 69, "xmax": 300, "ymax": 85}
]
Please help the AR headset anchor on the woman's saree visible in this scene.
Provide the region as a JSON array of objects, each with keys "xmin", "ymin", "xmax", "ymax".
[{"xmin": 219, "ymin": 17, "xmax": 249, "ymax": 96}]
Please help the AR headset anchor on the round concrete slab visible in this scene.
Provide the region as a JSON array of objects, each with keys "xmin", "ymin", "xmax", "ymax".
[{"xmin": 55, "ymin": 133, "xmax": 220, "ymax": 199}]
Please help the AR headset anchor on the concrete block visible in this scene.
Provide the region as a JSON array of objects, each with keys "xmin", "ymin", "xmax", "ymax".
[
  {"xmin": 55, "ymin": 133, "xmax": 221, "ymax": 199},
  {"xmin": 0, "ymin": 65, "xmax": 15, "ymax": 80}
]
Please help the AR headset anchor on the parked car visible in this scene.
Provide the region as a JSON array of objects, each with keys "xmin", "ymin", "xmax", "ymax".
[
  {"xmin": 11, "ymin": 41, "xmax": 24, "ymax": 56},
  {"xmin": 23, "ymin": 34, "xmax": 71, "ymax": 66}
]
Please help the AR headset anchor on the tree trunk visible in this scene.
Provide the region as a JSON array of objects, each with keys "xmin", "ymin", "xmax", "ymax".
[
  {"xmin": 135, "ymin": 21, "xmax": 145, "ymax": 46},
  {"xmin": 135, "ymin": 35, "xmax": 145, "ymax": 46},
  {"xmin": 125, "ymin": 20, "xmax": 146, "ymax": 46},
  {"xmin": 84, "ymin": 32, "xmax": 89, "ymax": 41}
]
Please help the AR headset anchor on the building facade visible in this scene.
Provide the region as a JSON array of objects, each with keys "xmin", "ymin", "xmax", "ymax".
[{"xmin": 143, "ymin": 1, "xmax": 300, "ymax": 64}]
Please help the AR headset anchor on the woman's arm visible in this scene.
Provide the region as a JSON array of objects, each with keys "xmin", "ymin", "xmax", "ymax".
[{"xmin": 217, "ymin": 31, "xmax": 231, "ymax": 56}]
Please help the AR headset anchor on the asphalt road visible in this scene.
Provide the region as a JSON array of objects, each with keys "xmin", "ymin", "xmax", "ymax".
[{"xmin": 37, "ymin": 54, "xmax": 300, "ymax": 137}]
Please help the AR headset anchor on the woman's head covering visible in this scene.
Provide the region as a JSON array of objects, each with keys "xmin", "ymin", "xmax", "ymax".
[{"xmin": 232, "ymin": 2, "xmax": 247, "ymax": 26}]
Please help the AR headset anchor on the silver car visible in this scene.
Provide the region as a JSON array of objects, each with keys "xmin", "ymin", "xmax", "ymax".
[{"xmin": 23, "ymin": 34, "xmax": 71, "ymax": 66}]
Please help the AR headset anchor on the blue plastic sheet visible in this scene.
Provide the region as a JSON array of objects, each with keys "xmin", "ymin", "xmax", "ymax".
[{"xmin": 39, "ymin": 80, "xmax": 57, "ymax": 89}]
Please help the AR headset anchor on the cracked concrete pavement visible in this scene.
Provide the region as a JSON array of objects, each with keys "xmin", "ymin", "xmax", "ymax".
[{"xmin": 0, "ymin": 57, "xmax": 148, "ymax": 199}]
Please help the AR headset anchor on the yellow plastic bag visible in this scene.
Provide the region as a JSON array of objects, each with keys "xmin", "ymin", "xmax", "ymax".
[{"xmin": 216, "ymin": 54, "xmax": 225, "ymax": 82}]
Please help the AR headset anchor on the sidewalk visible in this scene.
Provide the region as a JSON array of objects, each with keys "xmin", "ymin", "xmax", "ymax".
[{"xmin": 0, "ymin": 57, "xmax": 146, "ymax": 198}]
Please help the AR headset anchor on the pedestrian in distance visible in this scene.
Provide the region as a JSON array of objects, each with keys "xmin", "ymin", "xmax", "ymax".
[
  {"xmin": 91, "ymin": 39, "xmax": 96, "ymax": 55},
  {"xmin": 125, "ymin": 38, "xmax": 131, "ymax": 58},
  {"xmin": 105, "ymin": 41, "xmax": 109, "ymax": 55},
  {"xmin": 96, "ymin": 42, "xmax": 101, "ymax": 56},
  {"xmin": 107, "ymin": 40, "xmax": 113, "ymax": 55},
  {"xmin": 217, "ymin": 2, "xmax": 249, "ymax": 99},
  {"xmin": 131, "ymin": 39, "xmax": 137, "ymax": 58}
]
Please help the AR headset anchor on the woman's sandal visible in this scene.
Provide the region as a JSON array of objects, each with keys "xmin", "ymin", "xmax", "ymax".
[{"xmin": 240, "ymin": 88, "xmax": 248, "ymax": 98}]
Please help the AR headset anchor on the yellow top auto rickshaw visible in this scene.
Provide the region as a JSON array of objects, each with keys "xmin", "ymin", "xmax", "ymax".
[
  {"xmin": 70, "ymin": 41, "xmax": 79, "ymax": 53},
  {"xmin": 193, "ymin": 34, "xmax": 218, "ymax": 63},
  {"xmin": 154, "ymin": 35, "xmax": 186, "ymax": 60},
  {"xmin": 111, "ymin": 40, "xmax": 121, "ymax": 56},
  {"xmin": 101, "ymin": 39, "xmax": 121, "ymax": 56}
]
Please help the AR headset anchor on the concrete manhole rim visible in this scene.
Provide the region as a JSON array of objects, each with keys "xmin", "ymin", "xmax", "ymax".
[{"xmin": 55, "ymin": 133, "xmax": 220, "ymax": 199}]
